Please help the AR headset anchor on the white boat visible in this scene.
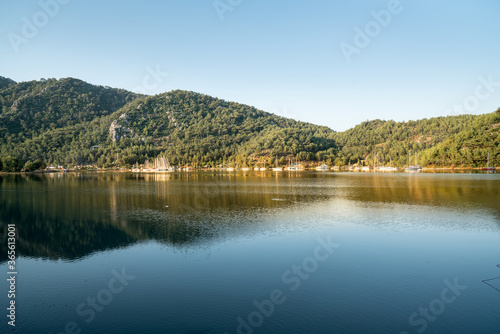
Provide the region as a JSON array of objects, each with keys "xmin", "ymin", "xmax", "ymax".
[
  {"xmin": 260, "ymin": 167, "xmax": 267, "ymax": 171},
  {"xmin": 272, "ymin": 155, "xmax": 283, "ymax": 171},
  {"xmin": 405, "ymin": 166, "xmax": 422, "ymax": 172},
  {"xmin": 241, "ymin": 167, "xmax": 250, "ymax": 171},
  {"xmin": 378, "ymin": 166, "xmax": 398, "ymax": 172},
  {"xmin": 286, "ymin": 158, "xmax": 303, "ymax": 171},
  {"xmin": 227, "ymin": 167, "xmax": 235, "ymax": 171},
  {"xmin": 254, "ymin": 167, "xmax": 260, "ymax": 171},
  {"xmin": 316, "ymin": 164, "xmax": 329, "ymax": 171},
  {"xmin": 405, "ymin": 151, "xmax": 422, "ymax": 172},
  {"xmin": 378, "ymin": 156, "xmax": 398, "ymax": 172}
]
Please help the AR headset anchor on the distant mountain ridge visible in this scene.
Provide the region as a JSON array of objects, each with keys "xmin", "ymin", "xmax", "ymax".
[
  {"xmin": 0, "ymin": 76, "xmax": 16, "ymax": 90},
  {"xmin": 0, "ymin": 76, "xmax": 498, "ymax": 170}
]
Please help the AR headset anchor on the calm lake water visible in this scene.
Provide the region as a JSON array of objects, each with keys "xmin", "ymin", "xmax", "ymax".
[{"xmin": 1, "ymin": 171, "xmax": 500, "ymax": 334}]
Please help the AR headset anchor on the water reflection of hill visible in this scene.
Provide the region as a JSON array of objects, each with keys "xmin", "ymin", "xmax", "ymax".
[
  {"xmin": 341, "ymin": 173, "xmax": 500, "ymax": 212},
  {"xmin": 1, "ymin": 172, "xmax": 499, "ymax": 261},
  {"xmin": 0, "ymin": 172, "xmax": 327, "ymax": 261}
]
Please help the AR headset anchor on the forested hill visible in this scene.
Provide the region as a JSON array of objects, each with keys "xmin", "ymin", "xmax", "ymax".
[
  {"xmin": 0, "ymin": 77, "xmax": 337, "ymax": 168},
  {"xmin": 333, "ymin": 112, "xmax": 500, "ymax": 167},
  {"xmin": 0, "ymin": 76, "xmax": 16, "ymax": 90},
  {"xmin": 106, "ymin": 90, "xmax": 338, "ymax": 166},
  {"xmin": 0, "ymin": 77, "xmax": 140, "ymax": 141},
  {"xmin": 0, "ymin": 78, "xmax": 141, "ymax": 167},
  {"xmin": 0, "ymin": 77, "xmax": 498, "ymax": 170}
]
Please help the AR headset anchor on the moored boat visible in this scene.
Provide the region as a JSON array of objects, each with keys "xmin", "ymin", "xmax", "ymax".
[
  {"xmin": 378, "ymin": 166, "xmax": 399, "ymax": 172},
  {"xmin": 405, "ymin": 165, "xmax": 422, "ymax": 172},
  {"xmin": 405, "ymin": 151, "xmax": 422, "ymax": 172},
  {"xmin": 316, "ymin": 164, "xmax": 329, "ymax": 171}
]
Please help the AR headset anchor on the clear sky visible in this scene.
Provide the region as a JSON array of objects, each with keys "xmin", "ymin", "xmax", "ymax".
[{"xmin": 1, "ymin": 0, "xmax": 500, "ymax": 131}]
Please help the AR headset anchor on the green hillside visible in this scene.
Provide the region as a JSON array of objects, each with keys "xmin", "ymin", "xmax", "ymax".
[
  {"xmin": 0, "ymin": 78, "xmax": 141, "ymax": 166},
  {"xmin": 0, "ymin": 77, "xmax": 498, "ymax": 170},
  {"xmin": 0, "ymin": 77, "xmax": 139, "ymax": 140},
  {"xmin": 0, "ymin": 76, "xmax": 16, "ymax": 90},
  {"xmin": 419, "ymin": 111, "xmax": 500, "ymax": 167},
  {"xmin": 333, "ymin": 111, "xmax": 499, "ymax": 167},
  {"xmin": 106, "ymin": 90, "xmax": 338, "ymax": 167}
]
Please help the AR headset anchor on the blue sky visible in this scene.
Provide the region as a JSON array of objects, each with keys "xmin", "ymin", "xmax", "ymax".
[{"xmin": 1, "ymin": 0, "xmax": 500, "ymax": 131}]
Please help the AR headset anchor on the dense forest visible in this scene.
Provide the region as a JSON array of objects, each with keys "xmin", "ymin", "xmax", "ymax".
[
  {"xmin": 334, "ymin": 112, "xmax": 500, "ymax": 167},
  {"xmin": 0, "ymin": 76, "xmax": 498, "ymax": 171}
]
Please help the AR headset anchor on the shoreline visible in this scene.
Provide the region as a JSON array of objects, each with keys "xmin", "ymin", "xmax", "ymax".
[{"xmin": 1, "ymin": 166, "xmax": 496, "ymax": 175}]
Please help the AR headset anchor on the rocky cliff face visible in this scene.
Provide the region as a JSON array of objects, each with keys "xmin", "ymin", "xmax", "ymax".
[{"xmin": 109, "ymin": 113, "xmax": 133, "ymax": 142}]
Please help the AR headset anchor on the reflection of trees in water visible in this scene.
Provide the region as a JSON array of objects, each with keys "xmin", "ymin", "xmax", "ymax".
[
  {"xmin": 1, "ymin": 172, "xmax": 499, "ymax": 261},
  {"xmin": 0, "ymin": 172, "xmax": 321, "ymax": 261},
  {"xmin": 343, "ymin": 173, "xmax": 500, "ymax": 214}
]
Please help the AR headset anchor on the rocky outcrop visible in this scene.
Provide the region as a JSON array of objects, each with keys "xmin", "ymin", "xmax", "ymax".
[{"xmin": 109, "ymin": 113, "xmax": 133, "ymax": 142}]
